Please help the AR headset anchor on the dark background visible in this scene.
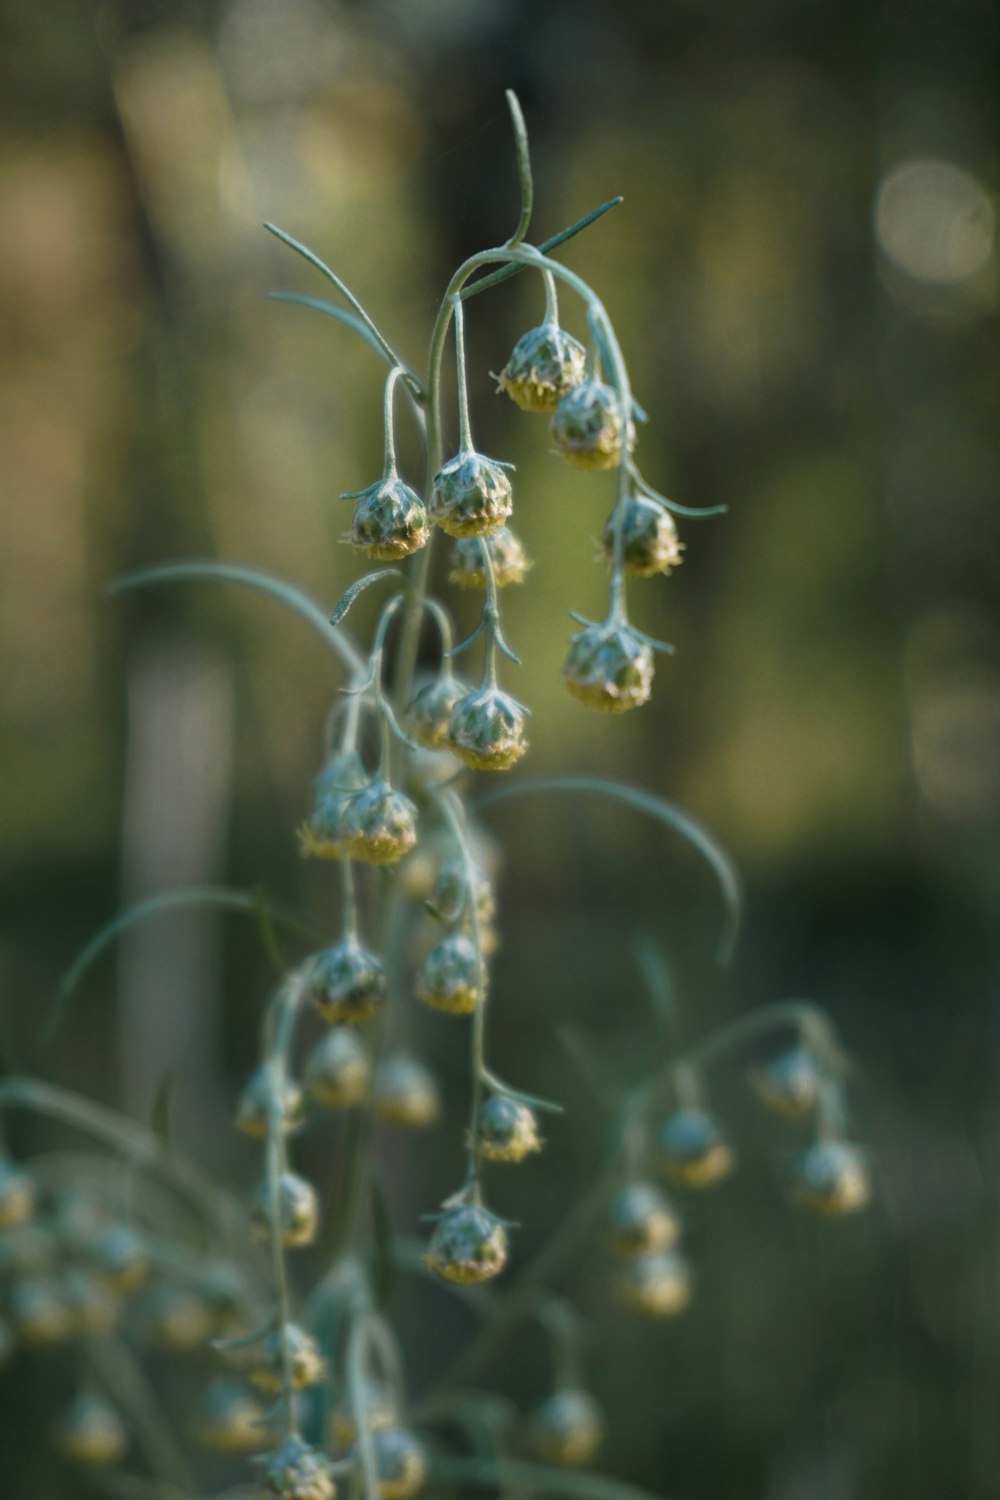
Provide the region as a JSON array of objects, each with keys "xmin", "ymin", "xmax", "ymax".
[{"xmin": 1, "ymin": 1, "xmax": 999, "ymax": 1497}]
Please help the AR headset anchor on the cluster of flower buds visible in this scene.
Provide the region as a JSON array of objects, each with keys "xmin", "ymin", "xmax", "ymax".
[
  {"xmin": 0, "ymin": 1157, "xmax": 287, "ymax": 1481},
  {"xmin": 604, "ymin": 1180, "xmax": 691, "ymax": 1319}
]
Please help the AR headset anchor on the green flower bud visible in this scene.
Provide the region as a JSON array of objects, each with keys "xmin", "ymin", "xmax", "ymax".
[
  {"xmin": 406, "ymin": 673, "xmax": 468, "ymax": 752},
  {"xmin": 348, "ymin": 477, "xmax": 430, "ymax": 560},
  {"xmin": 52, "ymin": 1190, "xmax": 107, "ymax": 1255},
  {"xmin": 252, "ymin": 1323, "xmax": 327, "ymax": 1394},
  {"xmin": 141, "ymin": 1284, "xmax": 216, "ymax": 1353},
  {"xmin": 236, "ymin": 1066, "xmax": 306, "ymax": 1139},
  {"xmin": 424, "ymin": 1203, "xmax": 508, "ymax": 1285},
  {"xmin": 301, "ymin": 751, "xmax": 366, "ymax": 860},
  {"xmin": 475, "ymin": 1095, "xmax": 542, "ymax": 1163},
  {"xmin": 526, "ymin": 1390, "xmax": 603, "ymax": 1467},
  {"xmin": 8, "ymin": 1276, "xmax": 74, "ymax": 1346},
  {"xmin": 430, "ymin": 451, "xmax": 513, "ymax": 538},
  {"xmin": 562, "ymin": 621, "xmax": 654, "ymax": 714},
  {"xmin": 498, "ymin": 322, "xmax": 586, "ymax": 413},
  {"xmin": 55, "ymin": 1393, "xmax": 128, "ymax": 1468},
  {"xmin": 61, "ymin": 1268, "xmax": 120, "ymax": 1337},
  {"xmin": 367, "ymin": 1426, "xmax": 429, "ymax": 1500},
  {"xmin": 257, "ymin": 1436, "xmax": 337, "ymax": 1500},
  {"xmin": 428, "ymin": 856, "xmax": 497, "ymax": 927},
  {"xmin": 605, "ymin": 1181, "xmax": 681, "ymax": 1258},
  {"xmin": 551, "ymin": 381, "xmax": 635, "ymax": 471},
  {"xmin": 195, "ymin": 1379, "xmax": 270, "ymax": 1454},
  {"xmin": 749, "ymin": 1047, "xmax": 823, "ymax": 1120},
  {"xmin": 250, "ymin": 1170, "xmax": 319, "ymax": 1250},
  {"xmin": 790, "ymin": 1141, "xmax": 871, "ymax": 1217},
  {"xmin": 449, "ymin": 528, "xmax": 529, "ymax": 589},
  {"xmin": 602, "ymin": 496, "xmax": 683, "ymax": 577},
  {"xmin": 0, "ymin": 1157, "xmax": 36, "ymax": 1230},
  {"xmin": 448, "ymin": 685, "xmax": 528, "ymax": 771},
  {"xmin": 306, "ymin": 1028, "xmax": 371, "ymax": 1109},
  {"xmin": 328, "ymin": 1378, "xmax": 397, "ymax": 1454},
  {"xmin": 340, "ymin": 778, "xmax": 419, "ymax": 865},
  {"xmin": 310, "ymin": 937, "xmax": 387, "ymax": 1025},
  {"xmin": 654, "ymin": 1109, "xmax": 734, "ymax": 1190},
  {"xmin": 373, "ymin": 1054, "xmax": 440, "ymax": 1131},
  {"xmin": 415, "ymin": 932, "xmax": 482, "ymax": 1015},
  {"xmin": 615, "ymin": 1250, "xmax": 693, "ymax": 1318},
  {"xmin": 89, "ymin": 1224, "xmax": 149, "ymax": 1295}
]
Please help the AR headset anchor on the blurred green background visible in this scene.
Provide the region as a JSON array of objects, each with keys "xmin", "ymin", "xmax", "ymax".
[{"xmin": 1, "ymin": 0, "xmax": 999, "ymax": 1496}]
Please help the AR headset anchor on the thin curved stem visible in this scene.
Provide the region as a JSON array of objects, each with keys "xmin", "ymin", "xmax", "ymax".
[
  {"xmin": 461, "ymin": 197, "xmax": 623, "ymax": 302},
  {"xmin": 505, "ymin": 90, "xmax": 533, "ymax": 247},
  {"xmin": 87, "ymin": 1337, "xmax": 194, "ymax": 1493},
  {"xmin": 110, "ymin": 562, "xmax": 365, "ymax": 681},
  {"xmin": 452, "ymin": 296, "xmax": 475, "ymax": 453},
  {"xmin": 435, "ymin": 788, "xmax": 490, "ymax": 1194},
  {"xmin": 542, "ymin": 268, "xmax": 559, "ymax": 324},
  {"xmin": 347, "ymin": 1301, "xmax": 380, "ymax": 1500},
  {"xmin": 47, "ymin": 888, "xmax": 323, "ymax": 1041},
  {"xmin": 382, "ymin": 365, "xmax": 406, "ymax": 477},
  {"xmin": 0, "ymin": 1078, "xmax": 246, "ymax": 1248},
  {"xmin": 264, "ymin": 223, "xmax": 420, "ymax": 396},
  {"xmin": 473, "ymin": 776, "xmax": 743, "ymax": 967}
]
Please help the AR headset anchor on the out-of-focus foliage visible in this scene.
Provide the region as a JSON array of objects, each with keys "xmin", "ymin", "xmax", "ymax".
[{"xmin": 1, "ymin": 1, "xmax": 998, "ymax": 1497}]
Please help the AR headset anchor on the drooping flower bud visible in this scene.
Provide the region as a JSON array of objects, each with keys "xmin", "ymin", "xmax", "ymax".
[
  {"xmin": 424, "ymin": 1203, "xmax": 508, "ymax": 1285},
  {"xmin": 430, "ymin": 451, "xmax": 513, "ymax": 538},
  {"xmin": 602, "ymin": 495, "xmax": 683, "ymax": 577},
  {"xmin": 250, "ymin": 1171, "xmax": 319, "ymax": 1250},
  {"xmin": 372, "ymin": 1055, "xmax": 440, "ymax": 1131},
  {"xmin": 366, "ymin": 1426, "xmax": 429, "ymax": 1500},
  {"xmin": 498, "ymin": 322, "xmax": 586, "ymax": 413},
  {"xmin": 654, "ymin": 1108, "xmax": 734, "ymax": 1190},
  {"xmin": 90, "ymin": 1224, "xmax": 149, "ymax": 1295},
  {"xmin": 339, "ymin": 778, "xmax": 419, "ymax": 865},
  {"xmin": 256, "ymin": 1436, "xmax": 337, "ymax": 1500},
  {"xmin": 328, "ymin": 1378, "xmax": 397, "ymax": 1453},
  {"xmin": 61, "ymin": 1268, "xmax": 120, "ymax": 1337},
  {"xmin": 448, "ymin": 685, "xmax": 527, "ymax": 771},
  {"xmin": 251, "ymin": 1323, "xmax": 327, "ymax": 1393},
  {"xmin": 141, "ymin": 1284, "xmax": 216, "ymax": 1353},
  {"xmin": 348, "ymin": 477, "xmax": 430, "ymax": 560},
  {"xmin": 235, "ymin": 1066, "xmax": 306, "ymax": 1139},
  {"xmin": 406, "ymin": 674, "xmax": 468, "ymax": 752},
  {"xmin": 551, "ymin": 381, "xmax": 635, "ymax": 471},
  {"xmin": 310, "ymin": 937, "xmax": 387, "ymax": 1025},
  {"xmin": 615, "ymin": 1249, "xmax": 693, "ymax": 1318},
  {"xmin": 415, "ymin": 932, "xmax": 482, "ymax": 1015},
  {"xmin": 562, "ymin": 621, "xmax": 654, "ymax": 713},
  {"xmin": 605, "ymin": 1181, "xmax": 681, "ymax": 1258},
  {"xmin": 8, "ymin": 1277, "xmax": 74, "ymax": 1346},
  {"xmin": 195, "ymin": 1379, "xmax": 270, "ymax": 1454},
  {"xmin": 749, "ymin": 1047, "xmax": 823, "ymax": 1120},
  {"xmin": 300, "ymin": 751, "xmax": 366, "ymax": 859},
  {"xmin": 428, "ymin": 856, "xmax": 497, "ymax": 927},
  {"xmin": 449, "ymin": 527, "xmax": 529, "ymax": 589},
  {"xmin": 54, "ymin": 1393, "xmax": 128, "ymax": 1468},
  {"xmin": 475, "ymin": 1095, "xmax": 541, "ymax": 1163},
  {"xmin": 306, "ymin": 1028, "xmax": 371, "ymax": 1109},
  {"xmin": 789, "ymin": 1141, "xmax": 871, "ymax": 1217},
  {"xmin": 0, "ymin": 1157, "xmax": 36, "ymax": 1230},
  {"xmin": 526, "ymin": 1390, "xmax": 603, "ymax": 1467}
]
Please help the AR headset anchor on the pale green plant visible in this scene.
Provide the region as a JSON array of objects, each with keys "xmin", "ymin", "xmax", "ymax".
[{"xmin": 0, "ymin": 92, "xmax": 871, "ymax": 1500}]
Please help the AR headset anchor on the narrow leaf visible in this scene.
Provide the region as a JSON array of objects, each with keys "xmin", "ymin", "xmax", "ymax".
[{"xmin": 330, "ymin": 570, "xmax": 402, "ymax": 627}]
